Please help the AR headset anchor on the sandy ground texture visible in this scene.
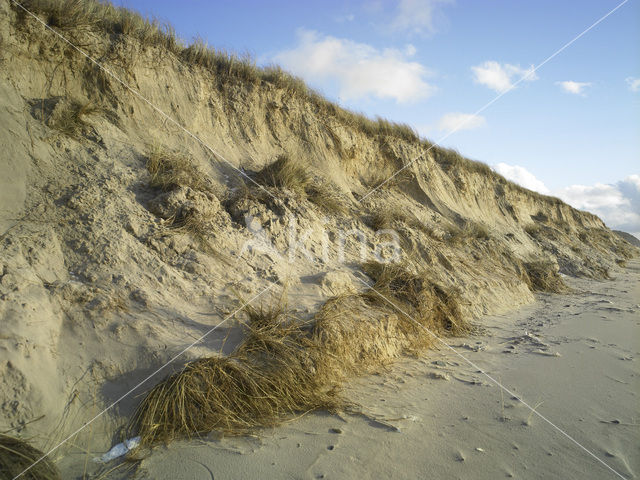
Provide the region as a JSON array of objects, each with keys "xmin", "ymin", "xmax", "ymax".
[{"xmin": 69, "ymin": 259, "xmax": 638, "ymax": 480}]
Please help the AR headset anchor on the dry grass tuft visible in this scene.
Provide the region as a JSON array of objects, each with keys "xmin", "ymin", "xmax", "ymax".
[
  {"xmin": 434, "ymin": 146, "xmax": 494, "ymax": 177},
  {"xmin": 523, "ymin": 260, "xmax": 569, "ymax": 293},
  {"xmin": 363, "ymin": 169, "xmax": 398, "ymax": 191},
  {"xmin": 364, "ymin": 207, "xmax": 433, "ymax": 234},
  {"xmin": 129, "ymin": 273, "xmax": 467, "ymax": 446},
  {"xmin": 253, "ymin": 154, "xmax": 311, "ymax": 196},
  {"xmin": 146, "ymin": 147, "xmax": 220, "ymax": 251},
  {"xmin": 465, "ymin": 222, "xmax": 490, "ymax": 240},
  {"xmin": 23, "ymin": 0, "xmax": 103, "ymax": 32},
  {"xmin": 128, "ymin": 302, "xmax": 340, "ymax": 446},
  {"xmin": 48, "ymin": 99, "xmax": 98, "ymax": 138},
  {"xmin": 312, "ymin": 262, "xmax": 468, "ymax": 376},
  {"xmin": 524, "ymin": 223, "xmax": 542, "ymax": 238},
  {"xmin": 445, "ymin": 221, "xmax": 490, "ymax": 244},
  {"xmin": 365, "ymin": 209, "xmax": 394, "ymax": 231},
  {"xmin": 19, "ymin": 0, "xmax": 180, "ymax": 50},
  {"xmin": 146, "ymin": 147, "xmax": 208, "ymax": 192},
  {"xmin": 361, "ymin": 261, "xmax": 469, "ymax": 337},
  {"xmin": 306, "ymin": 182, "xmax": 348, "ymax": 215},
  {"xmin": 0, "ymin": 434, "xmax": 61, "ymax": 480}
]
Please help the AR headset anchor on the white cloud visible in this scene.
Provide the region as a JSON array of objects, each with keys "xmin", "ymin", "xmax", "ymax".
[
  {"xmin": 556, "ymin": 80, "xmax": 591, "ymax": 96},
  {"xmin": 626, "ymin": 76, "xmax": 640, "ymax": 92},
  {"xmin": 493, "ymin": 164, "xmax": 640, "ymax": 237},
  {"xmin": 437, "ymin": 112, "xmax": 486, "ymax": 133},
  {"xmin": 556, "ymin": 175, "xmax": 640, "ymax": 236},
  {"xmin": 493, "ymin": 163, "xmax": 550, "ymax": 194},
  {"xmin": 471, "ymin": 61, "xmax": 538, "ymax": 93},
  {"xmin": 390, "ymin": 0, "xmax": 453, "ymax": 35},
  {"xmin": 273, "ymin": 30, "xmax": 435, "ymax": 103}
]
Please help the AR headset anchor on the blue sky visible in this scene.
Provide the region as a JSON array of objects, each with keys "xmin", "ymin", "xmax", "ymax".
[{"xmin": 115, "ymin": 0, "xmax": 640, "ymax": 235}]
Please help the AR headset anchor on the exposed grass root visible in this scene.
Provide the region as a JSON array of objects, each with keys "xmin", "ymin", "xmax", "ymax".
[{"xmin": 0, "ymin": 434, "xmax": 61, "ymax": 480}]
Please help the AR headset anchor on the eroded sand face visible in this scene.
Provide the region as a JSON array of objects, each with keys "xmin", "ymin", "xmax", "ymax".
[
  {"xmin": 1, "ymin": 3, "xmax": 638, "ymax": 478},
  {"xmin": 119, "ymin": 261, "xmax": 638, "ymax": 480}
]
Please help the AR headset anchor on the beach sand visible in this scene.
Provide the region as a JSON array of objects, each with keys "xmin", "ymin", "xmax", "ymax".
[{"xmin": 80, "ymin": 260, "xmax": 639, "ymax": 479}]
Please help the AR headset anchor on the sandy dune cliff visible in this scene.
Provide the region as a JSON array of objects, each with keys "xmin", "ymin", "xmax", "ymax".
[{"xmin": 0, "ymin": 1, "xmax": 637, "ymax": 475}]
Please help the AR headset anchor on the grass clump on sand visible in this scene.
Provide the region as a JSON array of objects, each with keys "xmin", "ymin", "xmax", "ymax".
[
  {"xmin": 361, "ymin": 261, "xmax": 469, "ymax": 337},
  {"xmin": 306, "ymin": 182, "xmax": 348, "ymax": 215},
  {"xmin": 128, "ymin": 303, "xmax": 340, "ymax": 446},
  {"xmin": 365, "ymin": 209, "xmax": 394, "ymax": 231},
  {"xmin": 523, "ymin": 260, "xmax": 569, "ymax": 293},
  {"xmin": 146, "ymin": 146, "xmax": 209, "ymax": 192},
  {"xmin": 362, "ymin": 168, "xmax": 399, "ymax": 192},
  {"xmin": 465, "ymin": 222, "xmax": 490, "ymax": 240},
  {"xmin": 129, "ymin": 269, "xmax": 469, "ymax": 446},
  {"xmin": 0, "ymin": 435, "xmax": 61, "ymax": 480},
  {"xmin": 48, "ymin": 99, "xmax": 98, "ymax": 138},
  {"xmin": 146, "ymin": 147, "xmax": 222, "ymax": 250},
  {"xmin": 249, "ymin": 154, "xmax": 347, "ymax": 215},
  {"xmin": 445, "ymin": 221, "xmax": 490, "ymax": 244},
  {"xmin": 364, "ymin": 207, "xmax": 432, "ymax": 234},
  {"xmin": 524, "ymin": 223, "xmax": 542, "ymax": 238},
  {"xmin": 253, "ymin": 154, "xmax": 311, "ymax": 196},
  {"xmin": 312, "ymin": 262, "xmax": 469, "ymax": 376}
]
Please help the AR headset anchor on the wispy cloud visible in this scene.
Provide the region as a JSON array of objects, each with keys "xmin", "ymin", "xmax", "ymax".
[
  {"xmin": 471, "ymin": 61, "xmax": 538, "ymax": 93},
  {"xmin": 389, "ymin": 0, "xmax": 453, "ymax": 35},
  {"xmin": 273, "ymin": 29, "xmax": 435, "ymax": 103},
  {"xmin": 493, "ymin": 163, "xmax": 550, "ymax": 194},
  {"xmin": 436, "ymin": 112, "xmax": 486, "ymax": 133},
  {"xmin": 556, "ymin": 80, "xmax": 591, "ymax": 96},
  {"xmin": 626, "ymin": 76, "xmax": 640, "ymax": 92}
]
